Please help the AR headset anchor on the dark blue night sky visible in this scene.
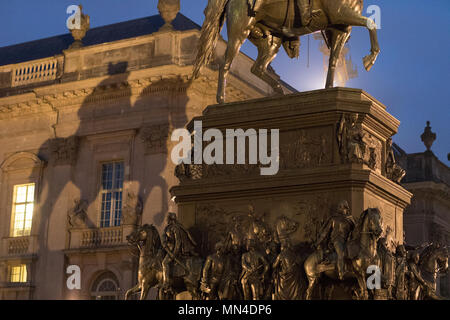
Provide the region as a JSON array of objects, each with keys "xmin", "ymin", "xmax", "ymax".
[{"xmin": 0, "ymin": 0, "xmax": 448, "ymax": 163}]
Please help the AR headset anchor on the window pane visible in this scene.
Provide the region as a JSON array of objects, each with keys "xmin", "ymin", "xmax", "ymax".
[
  {"xmin": 12, "ymin": 184, "xmax": 35, "ymax": 237},
  {"xmin": 101, "ymin": 193, "xmax": 112, "ymax": 228},
  {"xmin": 10, "ymin": 265, "xmax": 27, "ymax": 283},
  {"xmin": 20, "ymin": 265, "xmax": 27, "ymax": 282},
  {"xmin": 102, "ymin": 163, "xmax": 113, "ymax": 190},
  {"xmin": 15, "ymin": 204, "xmax": 25, "ymax": 214},
  {"xmin": 26, "ymin": 185, "xmax": 35, "ymax": 202},
  {"xmin": 15, "ymin": 186, "xmax": 27, "ymax": 203},
  {"xmin": 100, "ymin": 162, "xmax": 124, "ymax": 228},
  {"xmin": 25, "ymin": 204, "xmax": 34, "ymax": 218},
  {"xmin": 114, "ymin": 191, "xmax": 122, "ymax": 226},
  {"xmin": 114, "ymin": 163, "xmax": 124, "ymax": 189}
]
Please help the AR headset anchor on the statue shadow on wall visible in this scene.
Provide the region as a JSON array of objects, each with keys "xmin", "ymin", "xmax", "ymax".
[
  {"xmin": 133, "ymin": 72, "xmax": 188, "ymax": 228},
  {"xmin": 33, "ymin": 61, "xmax": 189, "ymax": 279}
]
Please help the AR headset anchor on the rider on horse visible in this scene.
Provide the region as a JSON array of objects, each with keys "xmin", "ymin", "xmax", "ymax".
[
  {"xmin": 249, "ymin": 0, "xmax": 313, "ymax": 26},
  {"xmin": 314, "ymin": 200, "xmax": 356, "ymax": 280},
  {"xmin": 161, "ymin": 212, "xmax": 198, "ymax": 289}
]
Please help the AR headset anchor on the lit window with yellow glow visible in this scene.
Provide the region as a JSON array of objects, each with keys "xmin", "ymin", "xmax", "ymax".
[
  {"xmin": 9, "ymin": 265, "xmax": 27, "ymax": 283},
  {"xmin": 11, "ymin": 184, "xmax": 35, "ymax": 237}
]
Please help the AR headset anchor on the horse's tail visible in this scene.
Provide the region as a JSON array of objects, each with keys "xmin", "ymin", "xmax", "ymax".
[{"xmin": 192, "ymin": 0, "xmax": 229, "ymax": 79}]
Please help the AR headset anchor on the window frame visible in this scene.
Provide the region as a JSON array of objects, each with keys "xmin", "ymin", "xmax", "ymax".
[
  {"xmin": 8, "ymin": 264, "xmax": 28, "ymax": 283},
  {"xmin": 98, "ymin": 160, "xmax": 124, "ymax": 228},
  {"xmin": 10, "ymin": 183, "xmax": 36, "ymax": 238},
  {"xmin": 91, "ymin": 278, "xmax": 119, "ymax": 300}
]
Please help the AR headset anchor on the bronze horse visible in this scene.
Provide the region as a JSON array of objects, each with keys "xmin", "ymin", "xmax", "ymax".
[
  {"xmin": 417, "ymin": 243, "xmax": 448, "ymax": 300},
  {"xmin": 194, "ymin": 0, "xmax": 380, "ymax": 103},
  {"xmin": 303, "ymin": 208, "xmax": 383, "ymax": 300},
  {"xmin": 125, "ymin": 224, "xmax": 203, "ymax": 300}
]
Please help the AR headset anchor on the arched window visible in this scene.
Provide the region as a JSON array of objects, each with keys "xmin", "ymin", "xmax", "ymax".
[{"xmin": 90, "ymin": 271, "xmax": 120, "ymax": 300}]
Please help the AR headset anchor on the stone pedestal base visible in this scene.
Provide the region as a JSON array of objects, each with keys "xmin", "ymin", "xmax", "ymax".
[{"xmin": 171, "ymin": 88, "xmax": 412, "ymax": 255}]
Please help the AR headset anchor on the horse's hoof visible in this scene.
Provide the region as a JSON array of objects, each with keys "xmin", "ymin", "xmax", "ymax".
[
  {"xmin": 363, "ymin": 55, "xmax": 375, "ymax": 71},
  {"xmin": 217, "ymin": 95, "xmax": 225, "ymax": 104}
]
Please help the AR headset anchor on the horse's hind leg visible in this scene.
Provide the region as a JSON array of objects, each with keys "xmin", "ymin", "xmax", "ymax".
[
  {"xmin": 218, "ymin": 32, "xmax": 251, "ymax": 103},
  {"xmin": 356, "ymin": 272, "xmax": 368, "ymax": 300},
  {"xmin": 140, "ymin": 281, "xmax": 151, "ymax": 300},
  {"xmin": 305, "ymin": 276, "xmax": 319, "ymax": 300},
  {"xmin": 217, "ymin": 2, "xmax": 254, "ymax": 103},
  {"xmin": 325, "ymin": 27, "xmax": 351, "ymax": 88},
  {"xmin": 249, "ymin": 33, "xmax": 284, "ymax": 95},
  {"xmin": 125, "ymin": 284, "xmax": 140, "ymax": 300}
]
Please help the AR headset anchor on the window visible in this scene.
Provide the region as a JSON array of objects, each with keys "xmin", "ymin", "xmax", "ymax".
[
  {"xmin": 9, "ymin": 264, "xmax": 27, "ymax": 283},
  {"xmin": 11, "ymin": 184, "xmax": 35, "ymax": 237},
  {"xmin": 90, "ymin": 271, "xmax": 120, "ymax": 300},
  {"xmin": 100, "ymin": 162, "xmax": 124, "ymax": 227}
]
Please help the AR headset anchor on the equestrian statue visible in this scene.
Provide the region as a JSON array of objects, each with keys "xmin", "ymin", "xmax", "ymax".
[
  {"xmin": 125, "ymin": 207, "xmax": 448, "ymax": 300},
  {"xmin": 193, "ymin": 0, "xmax": 380, "ymax": 103},
  {"xmin": 124, "ymin": 214, "xmax": 204, "ymax": 300}
]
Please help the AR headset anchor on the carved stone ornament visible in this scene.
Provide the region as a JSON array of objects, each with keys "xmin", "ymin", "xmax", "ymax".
[
  {"xmin": 158, "ymin": 0, "xmax": 180, "ymax": 31},
  {"xmin": 337, "ymin": 113, "xmax": 367, "ymax": 165},
  {"xmin": 421, "ymin": 121, "xmax": 436, "ymax": 151},
  {"xmin": 68, "ymin": 5, "xmax": 90, "ymax": 49},
  {"xmin": 385, "ymin": 138, "xmax": 406, "ymax": 183},
  {"xmin": 140, "ymin": 124, "xmax": 170, "ymax": 155},
  {"xmin": 68, "ymin": 199, "xmax": 88, "ymax": 229},
  {"xmin": 49, "ymin": 136, "xmax": 79, "ymax": 166},
  {"xmin": 122, "ymin": 192, "xmax": 143, "ymax": 225}
]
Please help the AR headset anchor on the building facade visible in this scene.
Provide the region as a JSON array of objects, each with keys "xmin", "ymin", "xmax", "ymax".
[
  {"xmin": 0, "ymin": 8, "xmax": 291, "ymax": 299},
  {"xmin": 396, "ymin": 122, "xmax": 450, "ymax": 298}
]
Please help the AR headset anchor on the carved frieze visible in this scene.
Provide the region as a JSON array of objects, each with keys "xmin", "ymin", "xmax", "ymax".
[
  {"xmin": 175, "ymin": 126, "xmax": 332, "ymax": 182},
  {"xmin": 280, "ymin": 128, "xmax": 331, "ymax": 170}
]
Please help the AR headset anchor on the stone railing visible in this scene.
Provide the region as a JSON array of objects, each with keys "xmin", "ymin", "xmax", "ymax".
[
  {"xmin": 69, "ymin": 225, "xmax": 136, "ymax": 250},
  {"xmin": 7, "ymin": 237, "xmax": 30, "ymax": 255},
  {"xmin": 79, "ymin": 226, "xmax": 124, "ymax": 248},
  {"xmin": 11, "ymin": 58, "xmax": 59, "ymax": 87},
  {"xmin": 0, "ymin": 236, "xmax": 37, "ymax": 256}
]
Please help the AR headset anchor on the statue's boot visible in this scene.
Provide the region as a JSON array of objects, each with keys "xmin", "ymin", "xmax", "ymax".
[{"xmin": 299, "ymin": 0, "xmax": 313, "ymax": 27}]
